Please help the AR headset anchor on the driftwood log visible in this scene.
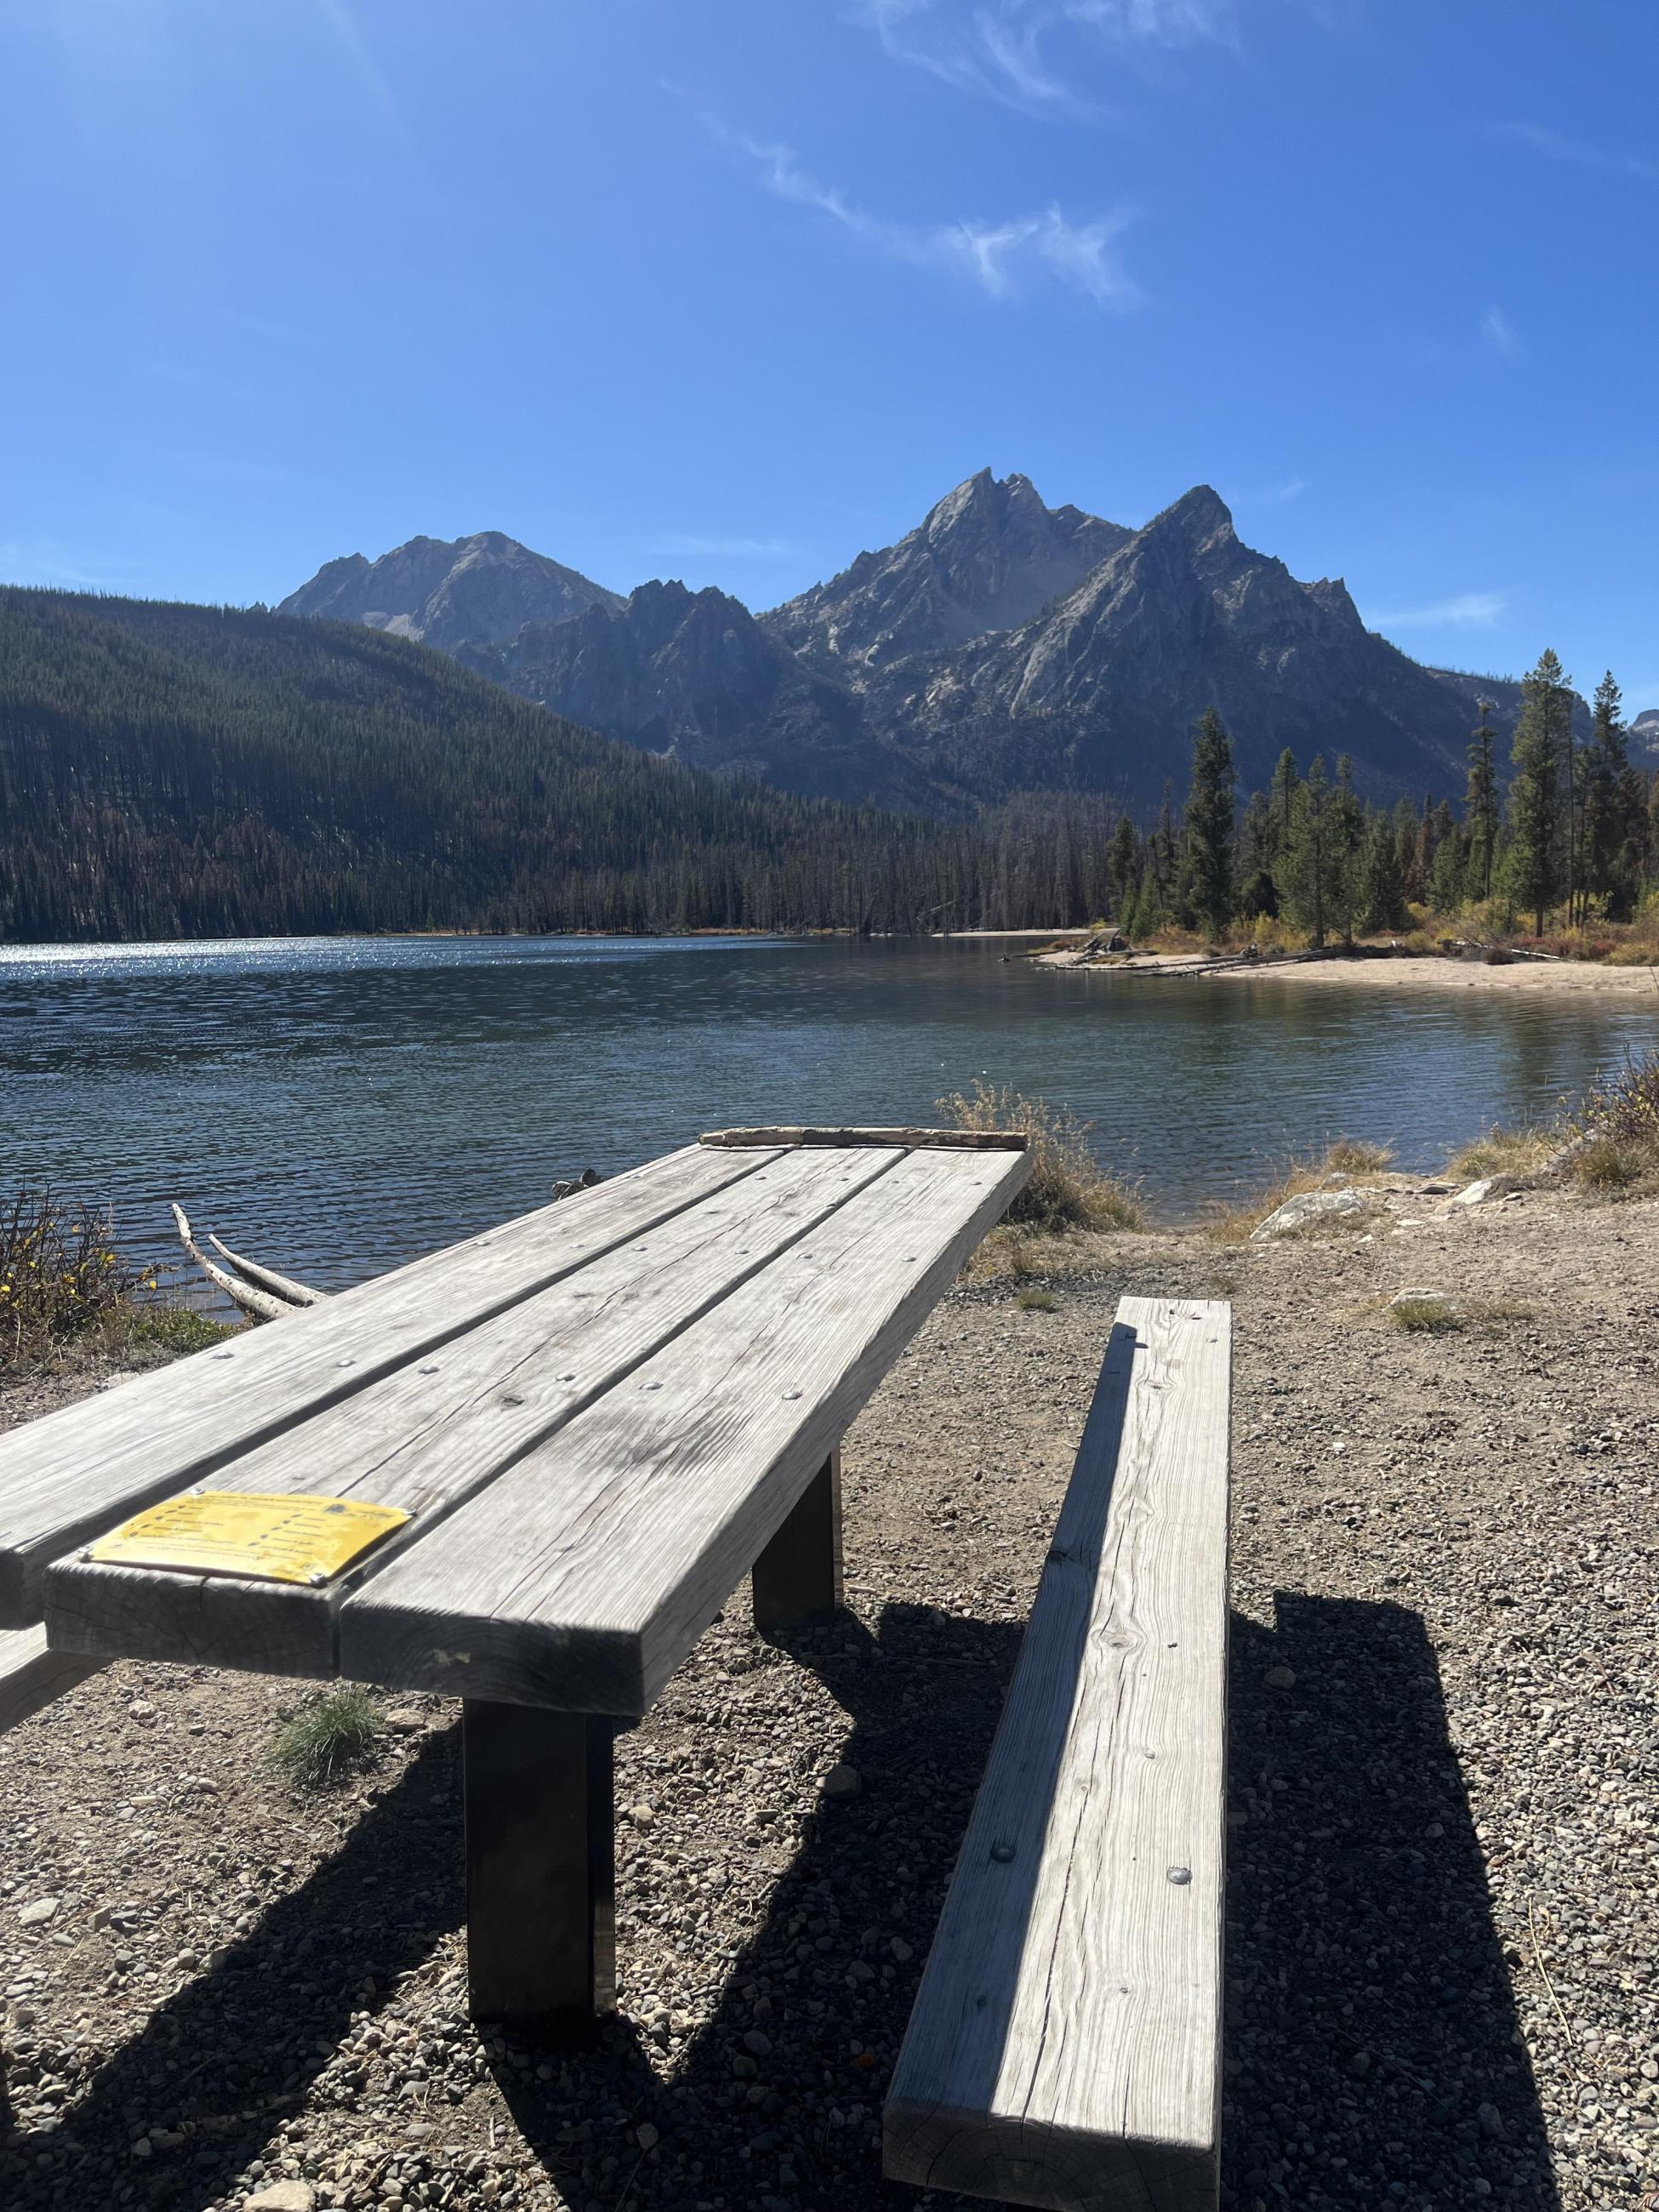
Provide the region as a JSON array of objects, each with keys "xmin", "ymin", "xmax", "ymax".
[{"xmin": 170, "ymin": 1171, "xmax": 605, "ymax": 1321}]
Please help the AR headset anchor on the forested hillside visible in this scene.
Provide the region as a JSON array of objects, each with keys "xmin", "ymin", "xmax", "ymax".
[{"xmin": 0, "ymin": 590, "xmax": 1128, "ymax": 941}]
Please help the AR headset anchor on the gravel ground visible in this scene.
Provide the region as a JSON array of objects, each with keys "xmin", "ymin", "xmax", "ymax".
[{"xmin": 1, "ymin": 1176, "xmax": 1656, "ymax": 2212}]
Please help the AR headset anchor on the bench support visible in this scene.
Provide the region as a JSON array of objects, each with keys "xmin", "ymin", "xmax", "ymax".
[
  {"xmin": 462, "ymin": 1701, "xmax": 615, "ymax": 2032},
  {"xmin": 752, "ymin": 1451, "xmax": 842, "ymax": 1633}
]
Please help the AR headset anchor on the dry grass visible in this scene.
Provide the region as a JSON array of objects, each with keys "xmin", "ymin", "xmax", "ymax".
[
  {"xmin": 1387, "ymin": 1295, "xmax": 1463, "ymax": 1334},
  {"xmin": 937, "ymin": 1083, "xmax": 1144, "ymax": 1233},
  {"xmin": 1203, "ymin": 1140, "xmax": 1394, "ymax": 1245},
  {"xmin": 1445, "ymin": 1126, "xmax": 1557, "ymax": 1182},
  {"xmin": 0, "ymin": 1189, "xmax": 231, "ymax": 1376},
  {"xmin": 1015, "ymin": 1286, "xmax": 1060, "ymax": 1313}
]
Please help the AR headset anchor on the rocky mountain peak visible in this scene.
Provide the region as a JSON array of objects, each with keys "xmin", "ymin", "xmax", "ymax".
[
  {"xmin": 277, "ymin": 530, "xmax": 622, "ymax": 653},
  {"xmin": 763, "ymin": 469, "xmax": 1130, "ymax": 670}
]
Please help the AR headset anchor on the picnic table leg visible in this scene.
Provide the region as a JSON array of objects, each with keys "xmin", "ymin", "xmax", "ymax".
[
  {"xmin": 462, "ymin": 1702, "xmax": 615, "ymax": 2032},
  {"xmin": 752, "ymin": 1449, "xmax": 843, "ymax": 1633}
]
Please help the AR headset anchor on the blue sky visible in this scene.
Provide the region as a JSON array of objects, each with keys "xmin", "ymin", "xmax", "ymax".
[{"xmin": 3, "ymin": 0, "xmax": 1656, "ymax": 705}]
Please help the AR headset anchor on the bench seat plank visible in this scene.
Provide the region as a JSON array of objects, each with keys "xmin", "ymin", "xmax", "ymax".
[
  {"xmin": 884, "ymin": 1297, "xmax": 1231, "ymax": 2212},
  {"xmin": 0, "ymin": 1626, "xmax": 100, "ymax": 1736},
  {"xmin": 336, "ymin": 1145, "xmax": 1030, "ymax": 1713},
  {"xmin": 0, "ymin": 1143, "xmax": 778, "ymax": 1628},
  {"xmin": 44, "ymin": 1147, "xmax": 899, "ymax": 1677}
]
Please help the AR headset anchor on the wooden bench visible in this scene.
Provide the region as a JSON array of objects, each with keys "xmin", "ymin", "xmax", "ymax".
[
  {"xmin": 0, "ymin": 1625, "xmax": 98, "ymax": 1736},
  {"xmin": 884, "ymin": 1297, "xmax": 1231, "ymax": 2212},
  {"xmin": 0, "ymin": 1129, "xmax": 1029, "ymax": 2032}
]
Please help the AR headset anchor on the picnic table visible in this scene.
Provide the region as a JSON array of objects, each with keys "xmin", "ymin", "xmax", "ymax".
[{"xmin": 0, "ymin": 1128, "xmax": 1029, "ymax": 2032}]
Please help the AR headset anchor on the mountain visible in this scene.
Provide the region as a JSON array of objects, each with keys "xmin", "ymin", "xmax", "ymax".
[
  {"xmin": 1632, "ymin": 709, "xmax": 1659, "ymax": 767},
  {"xmin": 765, "ymin": 469, "xmax": 1129, "ymax": 671},
  {"xmin": 281, "ymin": 482, "xmax": 1564, "ymax": 812},
  {"xmin": 0, "ymin": 589, "xmax": 997, "ymax": 942},
  {"xmin": 276, "ymin": 531, "xmax": 621, "ymax": 652},
  {"xmin": 456, "ymin": 579, "xmax": 943, "ymax": 809}
]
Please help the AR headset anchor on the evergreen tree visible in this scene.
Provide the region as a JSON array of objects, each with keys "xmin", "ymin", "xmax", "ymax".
[
  {"xmin": 1428, "ymin": 824, "xmax": 1466, "ymax": 913},
  {"xmin": 1464, "ymin": 698, "xmax": 1499, "ymax": 904},
  {"xmin": 1181, "ymin": 708, "xmax": 1236, "ymax": 937},
  {"xmin": 1109, "ymin": 812, "xmax": 1139, "ymax": 920},
  {"xmin": 1507, "ymin": 647, "xmax": 1572, "ymax": 936},
  {"xmin": 1268, "ymin": 749, "xmax": 1298, "ymax": 865},
  {"xmin": 1357, "ymin": 813, "xmax": 1411, "ymax": 932},
  {"xmin": 1327, "ymin": 755, "xmax": 1365, "ymax": 944},
  {"xmin": 1584, "ymin": 671, "xmax": 1633, "ymax": 915},
  {"xmin": 1283, "ymin": 755, "xmax": 1336, "ymax": 948}
]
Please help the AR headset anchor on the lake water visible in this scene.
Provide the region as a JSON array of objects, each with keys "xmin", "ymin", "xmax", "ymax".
[{"xmin": 3, "ymin": 933, "xmax": 1656, "ymax": 1291}]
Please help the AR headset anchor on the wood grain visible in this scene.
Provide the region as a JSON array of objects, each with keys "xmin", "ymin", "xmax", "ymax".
[
  {"xmin": 0, "ymin": 1143, "xmax": 778, "ymax": 1628},
  {"xmin": 883, "ymin": 1297, "xmax": 1231, "ymax": 2212},
  {"xmin": 699, "ymin": 1126, "xmax": 1029, "ymax": 1150},
  {"xmin": 0, "ymin": 1625, "xmax": 100, "ymax": 1736},
  {"xmin": 338, "ymin": 1144, "xmax": 1031, "ymax": 1712},
  {"xmin": 45, "ymin": 1148, "xmax": 899, "ymax": 1675}
]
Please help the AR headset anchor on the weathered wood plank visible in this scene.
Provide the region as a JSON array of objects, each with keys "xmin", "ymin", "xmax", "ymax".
[
  {"xmin": 337, "ymin": 1144, "xmax": 1030, "ymax": 1713},
  {"xmin": 883, "ymin": 1298, "xmax": 1231, "ymax": 2212},
  {"xmin": 0, "ymin": 1143, "xmax": 779, "ymax": 1628},
  {"xmin": 0, "ymin": 1626, "xmax": 100, "ymax": 1736},
  {"xmin": 700, "ymin": 1126, "xmax": 1029, "ymax": 1150},
  {"xmin": 45, "ymin": 1148, "xmax": 899, "ymax": 1675}
]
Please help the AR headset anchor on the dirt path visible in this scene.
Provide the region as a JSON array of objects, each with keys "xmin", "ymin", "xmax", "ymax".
[{"xmin": 2, "ymin": 1179, "xmax": 1656, "ymax": 2212}]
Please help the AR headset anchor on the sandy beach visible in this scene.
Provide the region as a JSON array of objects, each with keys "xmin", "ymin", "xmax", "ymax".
[{"xmin": 1036, "ymin": 945, "xmax": 1659, "ymax": 997}]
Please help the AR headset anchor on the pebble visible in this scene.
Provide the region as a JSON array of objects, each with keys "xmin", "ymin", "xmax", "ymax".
[
  {"xmin": 15, "ymin": 1897, "xmax": 60, "ymax": 1926},
  {"xmin": 1263, "ymin": 1664, "xmax": 1296, "ymax": 1690},
  {"xmin": 822, "ymin": 1762, "xmax": 862, "ymax": 1799}
]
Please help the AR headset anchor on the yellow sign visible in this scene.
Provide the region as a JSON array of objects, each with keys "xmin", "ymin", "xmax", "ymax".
[{"xmin": 88, "ymin": 1491, "xmax": 410, "ymax": 1586}]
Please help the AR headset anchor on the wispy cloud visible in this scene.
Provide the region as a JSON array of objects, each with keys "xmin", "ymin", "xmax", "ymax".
[
  {"xmin": 1491, "ymin": 122, "xmax": 1656, "ymax": 182},
  {"xmin": 1479, "ymin": 305, "xmax": 1519, "ymax": 359},
  {"xmin": 1268, "ymin": 476, "xmax": 1306, "ymax": 504},
  {"xmin": 1372, "ymin": 591, "xmax": 1507, "ymax": 631},
  {"xmin": 710, "ymin": 121, "xmax": 1139, "ymax": 307},
  {"xmin": 656, "ymin": 533, "xmax": 799, "ymax": 560},
  {"xmin": 316, "ymin": 0, "xmax": 402, "ymax": 130},
  {"xmin": 855, "ymin": 0, "xmax": 1235, "ymax": 111}
]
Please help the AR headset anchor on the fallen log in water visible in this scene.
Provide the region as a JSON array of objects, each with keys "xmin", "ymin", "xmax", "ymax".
[{"xmin": 169, "ymin": 1203, "xmax": 327, "ymax": 1322}]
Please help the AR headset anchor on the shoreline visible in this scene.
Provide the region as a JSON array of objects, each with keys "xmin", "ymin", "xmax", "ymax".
[{"xmin": 1035, "ymin": 944, "xmax": 1659, "ymax": 997}]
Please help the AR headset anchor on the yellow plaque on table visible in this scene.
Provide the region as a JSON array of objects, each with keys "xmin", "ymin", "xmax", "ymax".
[{"xmin": 88, "ymin": 1491, "xmax": 409, "ymax": 1586}]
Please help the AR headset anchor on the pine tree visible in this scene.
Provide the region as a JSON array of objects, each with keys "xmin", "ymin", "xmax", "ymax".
[
  {"xmin": 1182, "ymin": 708, "xmax": 1236, "ymax": 937},
  {"xmin": 1283, "ymin": 755, "xmax": 1335, "ymax": 948},
  {"xmin": 1507, "ymin": 647, "xmax": 1572, "ymax": 937},
  {"xmin": 1327, "ymin": 755, "xmax": 1365, "ymax": 944},
  {"xmin": 1584, "ymin": 671, "xmax": 1633, "ymax": 915},
  {"xmin": 1109, "ymin": 812, "xmax": 1139, "ymax": 920},
  {"xmin": 1357, "ymin": 813, "xmax": 1410, "ymax": 932},
  {"xmin": 1268, "ymin": 749, "xmax": 1298, "ymax": 866},
  {"xmin": 1464, "ymin": 698, "xmax": 1499, "ymax": 904},
  {"xmin": 1428, "ymin": 824, "xmax": 1466, "ymax": 913}
]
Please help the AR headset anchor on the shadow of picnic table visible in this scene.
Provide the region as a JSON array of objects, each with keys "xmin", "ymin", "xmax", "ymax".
[{"xmin": 0, "ymin": 1591, "xmax": 1557, "ymax": 2212}]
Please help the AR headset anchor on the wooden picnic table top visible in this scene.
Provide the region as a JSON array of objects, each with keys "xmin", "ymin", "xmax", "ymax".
[{"xmin": 3, "ymin": 1132, "xmax": 1029, "ymax": 1719}]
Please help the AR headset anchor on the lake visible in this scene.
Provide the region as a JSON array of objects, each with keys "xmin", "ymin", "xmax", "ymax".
[{"xmin": 3, "ymin": 933, "xmax": 1656, "ymax": 1291}]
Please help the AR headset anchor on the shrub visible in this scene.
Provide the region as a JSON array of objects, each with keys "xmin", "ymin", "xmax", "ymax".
[
  {"xmin": 271, "ymin": 1685, "xmax": 385, "ymax": 1789},
  {"xmin": 0, "ymin": 1189, "xmax": 142, "ymax": 1366},
  {"xmin": 938, "ymin": 1083, "xmax": 1144, "ymax": 1232},
  {"xmin": 1445, "ymin": 1126, "xmax": 1555, "ymax": 1182},
  {"xmin": 1572, "ymin": 1138, "xmax": 1645, "ymax": 1192},
  {"xmin": 1572, "ymin": 1048, "xmax": 1659, "ymax": 1150}
]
